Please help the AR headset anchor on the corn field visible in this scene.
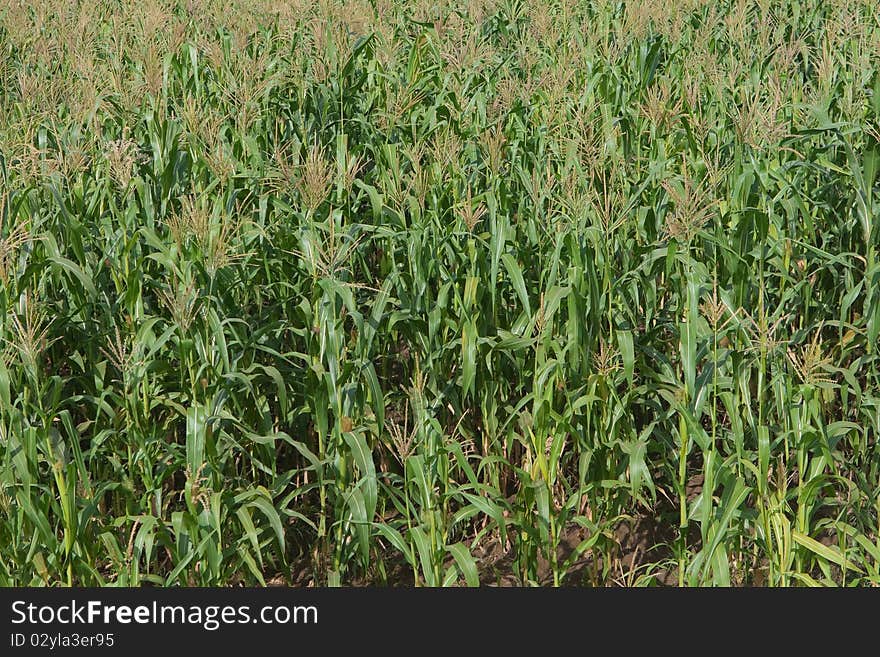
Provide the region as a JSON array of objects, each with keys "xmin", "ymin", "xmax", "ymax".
[{"xmin": 1, "ymin": 0, "xmax": 879, "ymax": 587}]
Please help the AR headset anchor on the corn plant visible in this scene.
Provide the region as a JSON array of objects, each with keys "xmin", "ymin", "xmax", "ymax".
[{"xmin": 1, "ymin": 0, "xmax": 879, "ymax": 588}]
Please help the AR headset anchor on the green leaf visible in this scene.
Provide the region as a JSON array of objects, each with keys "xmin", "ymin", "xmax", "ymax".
[
  {"xmin": 447, "ymin": 543, "xmax": 480, "ymax": 587},
  {"xmin": 410, "ymin": 526, "xmax": 436, "ymax": 587},
  {"xmin": 501, "ymin": 253, "xmax": 531, "ymax": 316},
  {"xmin": 617, "ymin": 329, "xmax": 634, "ymax": 388},
  {"xmin": 792, "ymin": 532, "xmax": 863, "ymax": 574},
  {"xmin": 237, "ymin": 490, "xmax": 286, "ymax": 554}
]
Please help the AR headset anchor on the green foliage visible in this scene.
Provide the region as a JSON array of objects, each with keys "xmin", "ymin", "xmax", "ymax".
[{"xmin": 1, "ymin": 0, "xmax": 879, "ymax": 587}]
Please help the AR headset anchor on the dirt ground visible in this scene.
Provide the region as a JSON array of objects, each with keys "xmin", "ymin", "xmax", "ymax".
[
  {"xmin": 278, "ymin": 474, "xmax": 721, "ymax": 587},
  {"xmin": 281, "ymin": 510, "xmax": 683, "ymax": 587}
]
